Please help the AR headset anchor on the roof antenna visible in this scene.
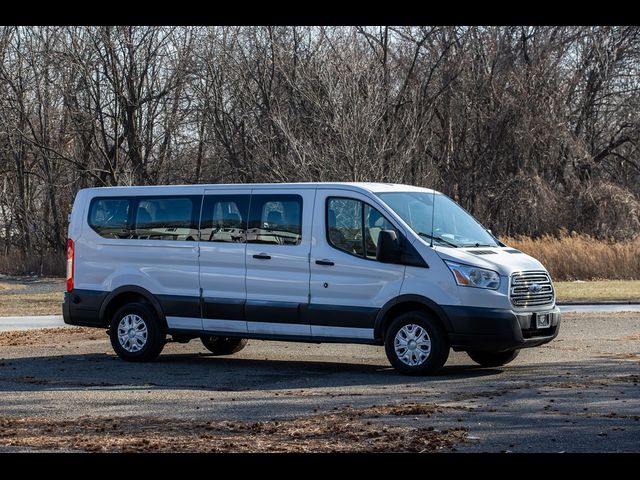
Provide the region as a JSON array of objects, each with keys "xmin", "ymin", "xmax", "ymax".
[{"xmin": 429, "ymin": 186, "xmax": 436, "ymax": 248}]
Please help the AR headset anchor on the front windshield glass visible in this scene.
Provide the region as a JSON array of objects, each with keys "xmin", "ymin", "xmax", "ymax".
[{"xmin": 376, "ymin": 191, "xmax": 498, "ymax": 248}]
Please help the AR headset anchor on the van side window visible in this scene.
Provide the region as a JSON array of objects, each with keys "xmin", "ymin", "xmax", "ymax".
[
  {"xmin": 327, "ymin": 197, "xmax": 397, "ymax": 259},
  {"xmin": 364, "ymin": 203, "xmax": 397, "ymax": 259},
  {"xmin": 247, "ymin": 194, "xmax": 302, "ymax": 245},
  {"xmin": 88, "ymin": 198, "xmax": 131, "ymax": 239},
  {"xmin": 200, "ymin": 195, "xmax": 250, "ymax": 243},
  {"xmin": 326, "ymin": 198, "xmax": 364, "ymax": 256},
  {"xmin": 132, "ymin": 196, "xmax": 200, "ymax": 241}
]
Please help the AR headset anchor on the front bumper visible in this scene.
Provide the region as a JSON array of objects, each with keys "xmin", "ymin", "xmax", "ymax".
[{"xmin": 442, "ymin": 305, "xmax": 561, "ymax": 352}]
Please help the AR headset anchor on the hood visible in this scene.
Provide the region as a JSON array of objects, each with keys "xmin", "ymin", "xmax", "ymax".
[{"xmin": 433, "ymin": 245, "xmax": 547, "ymax": 277}]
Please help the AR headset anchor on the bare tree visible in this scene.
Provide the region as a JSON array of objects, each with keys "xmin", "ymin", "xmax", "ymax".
[{"xmin": 1, "ymin": 26, "xmax": 640, "ymax": 273}]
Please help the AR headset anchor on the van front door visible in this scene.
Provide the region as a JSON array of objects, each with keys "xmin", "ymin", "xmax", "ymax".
[
  {"xmin": 199, "ymin": 189, "xmax": 251, "ymax": 334},
  {"xmin": 244, "ymin": 188, "xmax": 314, "ymax": 336},
  {"xmin": 307, "ymin": 189, "xmax": 406, "ymax": 341}
]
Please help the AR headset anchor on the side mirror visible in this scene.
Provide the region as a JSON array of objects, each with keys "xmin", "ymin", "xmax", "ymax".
[{"xmin": 376, "ymin": 230, "xmax": 402, "ymax": 263}]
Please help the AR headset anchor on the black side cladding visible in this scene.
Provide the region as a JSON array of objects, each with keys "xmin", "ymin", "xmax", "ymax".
[{"xmin": 156, "ymin": 294, "xmax": 201, "ymax": 318}]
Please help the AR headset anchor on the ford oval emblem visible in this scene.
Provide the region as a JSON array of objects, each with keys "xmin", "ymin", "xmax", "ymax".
[{"xmin": 529, "ymin": 283, "xmax": 542, "ymax": 294}]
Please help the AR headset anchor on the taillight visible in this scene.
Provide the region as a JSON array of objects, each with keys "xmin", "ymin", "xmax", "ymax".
[{"xmin": 66, "ymin": 239, "xmax": 74, "ymax": 292}]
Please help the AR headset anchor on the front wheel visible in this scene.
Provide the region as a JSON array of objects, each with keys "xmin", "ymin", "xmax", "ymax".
[
  {"xmin": 467, "ymin": 349, "xmax": 520, "ymax": 367},
  {"xmin": 200, "ymin": 336, "xmax": 248, "ymax": 355},
  {"xmin": 109, "ymin": 302, "xmax": 165, "ymax": 362},
  {"xmin": 384, "ymin": 311, "xmax": 450, "ymax": 375}
]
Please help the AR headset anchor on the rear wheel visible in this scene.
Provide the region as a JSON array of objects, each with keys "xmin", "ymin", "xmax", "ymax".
[
  {"xmin": 200, "ymin": 336, "xmax": 248, "ymax": 355},
  {"xmin": 467, "ymin": 349, "xmax": 520, "ymax": 367},
  {"xmin": 384, "ymin": 311, "xmax": 449, "ymax": 375},
  {"xmin": 109, "ymin": 302, "xmax": 165, "ymax": 362}
]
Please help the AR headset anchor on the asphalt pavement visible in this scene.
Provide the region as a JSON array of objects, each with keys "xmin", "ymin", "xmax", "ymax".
[{"xmin": 0, "ymin": 311, "xmax": 638, "ymax": 452}]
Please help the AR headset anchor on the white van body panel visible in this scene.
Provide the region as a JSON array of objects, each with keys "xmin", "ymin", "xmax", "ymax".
[
  {"xmin": 79, "ymin": 238, "xmax": 200, "ymax": 296},
  {"xmin": 399, "ymin": 245, "xmax": 462, "ymax": 306},
  {"xmin": 64, "ymin": 182, "xmax": 560, "ymax": 357},
  {"xmin": 433, "ymin": 245, "xmax": 546, "ymax": 278}
]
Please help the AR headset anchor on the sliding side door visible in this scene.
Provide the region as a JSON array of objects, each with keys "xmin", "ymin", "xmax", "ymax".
[
  {"xmin": 244, "ymin": 188, "xmax": 314, "ymax": 336},
  {"xmin": 199, "ymin": 188, "xmax": 251, "ymax": 333}
]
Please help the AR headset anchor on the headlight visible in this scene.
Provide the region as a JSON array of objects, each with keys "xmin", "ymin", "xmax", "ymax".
[{"xmin": 445, "ymin": 261, "xmax": 501, "ymax": 289}]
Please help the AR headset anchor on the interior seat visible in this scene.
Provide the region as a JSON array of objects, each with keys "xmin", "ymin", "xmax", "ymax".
[
  {"xmin": 328, "ymin": 209, "xmax": 351, "ymax": 252},
  {"xmin": 266, "ymin": 210, "xmax": 283, "ymax": 229}
]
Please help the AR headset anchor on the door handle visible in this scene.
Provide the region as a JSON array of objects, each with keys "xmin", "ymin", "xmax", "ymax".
[
  {"xmin": 315, "ymin": 259, "xmax": 334, "ymax": 266},
  {"xmin": 253, "ymin": 253, "xmax": 272, "ymax": 260}
]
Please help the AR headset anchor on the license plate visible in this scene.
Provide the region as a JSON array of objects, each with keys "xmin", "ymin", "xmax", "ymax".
[{"xmin": 536, "ymin": 313, "xmax": 551, "ymax": 328}]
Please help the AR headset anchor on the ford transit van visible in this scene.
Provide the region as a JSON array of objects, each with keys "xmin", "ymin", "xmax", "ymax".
[{"xmin": 63, "ymin": 183, "xmax": 560, "ymax": 375}]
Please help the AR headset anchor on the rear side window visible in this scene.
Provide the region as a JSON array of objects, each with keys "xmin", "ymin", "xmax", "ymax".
[
  {"xmin": 327, "ymin": 197, "xmax": 397, "ymax": 259},
  {"xmin": 200, "ymin": 195, "xmax": 250, "ymax": 243},
  {"xmin": 132, "ymin": 196, "xmax": 200, "ymax": 241},
  {"xmin": 88, "ymin": 198, "xmax": 132, "ymax": 239},
  {"xmin": 247, "ymin": 194, "xmax": 302, "ymax": 245}
]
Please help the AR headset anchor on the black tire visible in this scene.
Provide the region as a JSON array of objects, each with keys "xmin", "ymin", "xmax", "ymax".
[
  {"xmin": 109, "ymin": 302, "xmax": 166, "ymax": 362},
  {"xmin": 200, "ymin": 336, "xmax": 248, "ymax": 355},
  {"xmin": 467, "ymin": 349, "xmax": 520, "ymax": 367},
  {"xmin": 384, "ymin": 311, "xmax": 450, "ymax": 375}
]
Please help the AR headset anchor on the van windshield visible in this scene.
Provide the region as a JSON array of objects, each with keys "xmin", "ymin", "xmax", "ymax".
[{"xmin": 376, "ymin": 192, "xmax": 498, "ymax": 248}]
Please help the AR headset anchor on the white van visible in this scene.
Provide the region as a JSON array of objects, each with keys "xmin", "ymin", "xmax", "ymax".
[{"xmin": 63, "ymin": 182, "xmax": 560, "ymax": 375}]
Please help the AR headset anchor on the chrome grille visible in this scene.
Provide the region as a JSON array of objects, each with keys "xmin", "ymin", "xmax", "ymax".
[{"xmin": 510, "ymin": 271, "xmax": 554, "ymax": 307}]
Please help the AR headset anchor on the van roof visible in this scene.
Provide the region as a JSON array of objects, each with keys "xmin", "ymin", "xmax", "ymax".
[{"xmin": 80, "ymin": 182, "xmax": 438, "ymax": 195}]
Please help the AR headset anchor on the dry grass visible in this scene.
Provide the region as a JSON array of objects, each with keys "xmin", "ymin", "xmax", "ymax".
[
  {"xmin": 504, "ymin": 233, "xmax": 640, "ymax": 281},
  {"xmin": 0, "ymin": 403, "xmax": 468, "ymax": 453},
  {"xmin": 0, "ymin": 292, "xmax": 63, "ymax": 316},
  {"xmin": 555, "ymin": 280, "xmax": 640, "ymax": 302},
  {"xmin": 0, "ymin": 283, "xmax": 26, "ymax": 291}
]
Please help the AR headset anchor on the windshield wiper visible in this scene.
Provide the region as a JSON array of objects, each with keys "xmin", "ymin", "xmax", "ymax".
[
  {"xmin": 462, "ymin": 243, "xmax": 496, "ymax": 248},
  {"xmin": 418, "ymin": 232, "xmax": 459, "ymax": 248}
]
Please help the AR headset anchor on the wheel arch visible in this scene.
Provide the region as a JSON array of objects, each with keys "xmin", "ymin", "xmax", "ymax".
[
  {"xmin": 374, "ymin": 294, "xmax": 453, "ymax": 341},
  {"xmin": 99, "ymin": 285, "xmax": 167, "ymax": 330}
]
